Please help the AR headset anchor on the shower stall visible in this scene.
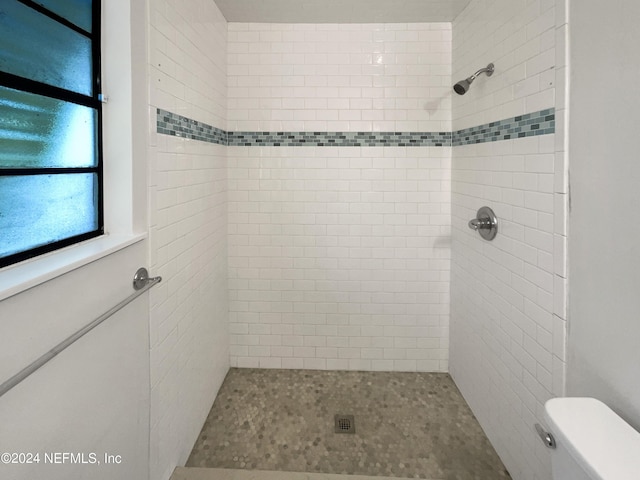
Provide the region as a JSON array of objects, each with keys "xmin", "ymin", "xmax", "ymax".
[{"xmin": 1, "ymin": 0, "xmax": 639, "ymax": 480}]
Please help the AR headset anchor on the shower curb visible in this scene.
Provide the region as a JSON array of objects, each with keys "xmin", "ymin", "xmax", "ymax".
[{"xmin": 170, "ymin": 467, "xmax": 440, "ymax": 480}]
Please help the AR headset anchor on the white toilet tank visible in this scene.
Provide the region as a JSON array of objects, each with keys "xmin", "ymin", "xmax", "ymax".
[{"xmin": 544, "ymin": 397, "xmax": 640, "ymax": 480}]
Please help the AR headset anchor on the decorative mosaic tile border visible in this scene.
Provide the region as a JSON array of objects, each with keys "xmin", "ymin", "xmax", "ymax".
[
  {"xmin": 156, "ymin": 108, "xmax": 555, "ymax": 148},
  {"xmin": 228, "ymin": 131, "xmax": 451, "ymax": 147},
  {"xmin": 156, "ymin": 109, "xmax": 227, "ymax": 145},
  {"xmin": 452, "ymin": 108, "xmax": 555, "ymax": 146}
]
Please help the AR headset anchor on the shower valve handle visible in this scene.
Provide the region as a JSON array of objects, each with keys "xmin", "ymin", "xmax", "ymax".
[
  {"xmin": 468, "ymin": 206, "xmax": 498, "ymax": 241},
  {"xmin": 468, "ymin": 218, "xmax": 491, "ymax": 230}
]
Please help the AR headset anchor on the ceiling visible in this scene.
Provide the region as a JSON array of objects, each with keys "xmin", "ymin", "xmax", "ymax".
[{"xmin": 213, "ymin": 0, "xmax": 472, "ymax": 23}]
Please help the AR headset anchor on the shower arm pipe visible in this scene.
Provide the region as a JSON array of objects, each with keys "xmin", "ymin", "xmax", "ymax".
[{"xmin": 466, "ymin": 63, "xmax": 495, "ymax": 82}]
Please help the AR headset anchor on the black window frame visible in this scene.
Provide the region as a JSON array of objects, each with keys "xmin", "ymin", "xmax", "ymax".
[{"xmin": 0, "ymin": 0, "xmax": 104, "ymax": 269}]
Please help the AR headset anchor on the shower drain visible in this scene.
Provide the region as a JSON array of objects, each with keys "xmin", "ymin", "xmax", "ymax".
[{"xmin": 334, "ymin": 414, "xmax": 355, "ymax": 434}]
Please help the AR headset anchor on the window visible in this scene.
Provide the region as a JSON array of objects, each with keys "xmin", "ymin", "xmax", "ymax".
[{"xmin": 0, "ymin": 0, "xmax": 102, "ymax": 268}]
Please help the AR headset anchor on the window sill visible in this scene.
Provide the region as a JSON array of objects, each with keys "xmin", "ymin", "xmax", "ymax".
[{"xmin": 0, "ymin": 233, "xmax": 147, "ymax": 302}]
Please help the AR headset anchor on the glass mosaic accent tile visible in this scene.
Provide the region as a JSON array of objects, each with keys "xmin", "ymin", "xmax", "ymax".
[
  {"xmin": 452, "ymin": 109, "xmax": 555, "ymax": 146},
  {"xmin": 156, "ymin": 108, "xmax": 555, "ymax": 148},
  {"xmin": 228, "ymin": 131, "xmax": 451, "ymax": 147},
  {"xmin": 156, "ymin": 109, "xmax": 228, "ymax": 145}
]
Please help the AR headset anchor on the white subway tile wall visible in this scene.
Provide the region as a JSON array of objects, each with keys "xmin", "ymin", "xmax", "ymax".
[
  {"xmin": 148, "ymin": 2, "xmax": 229, "ymax": 480},
  {"xmin": 228, "ymin": 23, "xmax": 452, "ymax": 133},
  {"xmin": 451, "ymin": 1, "xmax": 564, "ymax": 480},
  {"xmin": 149, "ymin": 1, "xmax": 227, "ymax": 130},
  {"xmin": 227, "ymin": 23, "xmax": 454, "ymax": 372},
  {"xmin": 228, "ymin": 145, "xmax": 452, "ymax": 371},
  {"xmin": 145, "ymin": 4, "xmax": 567, "ymax": 480},
  {"xmin": 452, "ymin": 0, "xmax": 557, "ymax": 131}
]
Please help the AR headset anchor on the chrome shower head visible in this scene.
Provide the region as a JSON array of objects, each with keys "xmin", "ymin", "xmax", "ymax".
[
  {"xmin": 453, "ymin": 79, "xmax": 472, "ymax": 95},
  {"xmin": 453, "ymin": 63, "xmax": 495, "ymax": 95}
]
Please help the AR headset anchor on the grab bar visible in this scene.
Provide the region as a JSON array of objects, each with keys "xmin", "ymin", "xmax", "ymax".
[{"xmin": 0, "ymin": 268, "xmax": 161, "ymax": 399}]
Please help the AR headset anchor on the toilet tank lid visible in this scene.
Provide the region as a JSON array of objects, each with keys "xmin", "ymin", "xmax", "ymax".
[{"xmin": 544, "ymin": 397, "xmax": 640, "ymax": 480}]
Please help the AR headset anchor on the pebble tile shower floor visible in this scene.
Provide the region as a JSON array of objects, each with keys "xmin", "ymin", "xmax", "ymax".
[{"xmin": 187, "ymin": 369, "xmax": 510, "ymax": 480}]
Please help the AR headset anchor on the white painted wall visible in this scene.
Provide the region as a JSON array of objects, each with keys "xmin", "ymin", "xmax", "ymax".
[
  {"xmin": 147, "ymin": 1, "xmax": 229, "ymax": 479},
  {"xmin": 0, "ymin": 245, "xmax": 150, "ymax": 480},
  {"xmin": 566, "ymin": 0, "xmax": 640, "ymax": 428},
  {"xmin": 0, "ymin": 1, "xmax": 151, "ymax": 478},
  {"xmin": 450, "ymin": 1, "xmax": 566, "ymax": 479},
  {"xmin": 227, "ymin": 23, "xmax": 452, "ymax": 371}
]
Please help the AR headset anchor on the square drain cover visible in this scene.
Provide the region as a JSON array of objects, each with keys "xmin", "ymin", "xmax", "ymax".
[{"xmin": 334, "ymin": 414, "xmax": 355, "ymax": 434}]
